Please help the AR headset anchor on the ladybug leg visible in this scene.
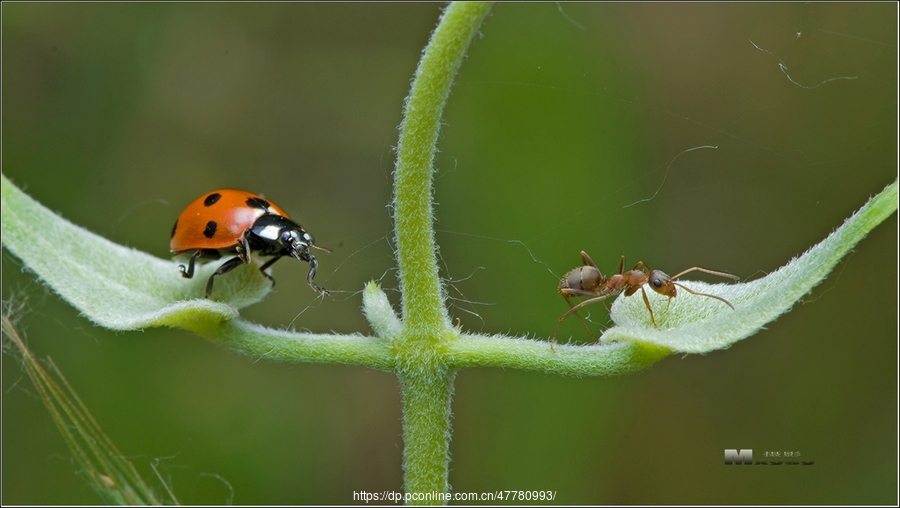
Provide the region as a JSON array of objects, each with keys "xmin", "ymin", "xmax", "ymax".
[
  {"xmin": 235, "ymin": 230, "xmax": 253, "ymax": 264},
  {"xmin": 305, "ymin": 256, "xmax": 329, "ymax": 296},
  {"xmin": 205, "ymin": 256, "xmax": 245, "ymax": 299},
  {"xmin": 204, "ymin": 232, "xmax": 255, "ymax": 298},
  {"xmin": 178, "ymin": 251, "xmax": 202, "ymax": 279},
  {"xmin": 258, "ymin": 256, "xmax": 283, "ymax": 287}
]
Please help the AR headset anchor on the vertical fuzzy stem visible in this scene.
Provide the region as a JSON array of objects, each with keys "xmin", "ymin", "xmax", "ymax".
[
  {"xmin": 391, "ymin": 2, "xmax": 493, "ymax": 502},
  {"xmin": 393, "ymin": 2, "xmax": 493, "ymax": 336},
  {"xmin": 398, "ymin": 369, "xmax": 456, "ymax": 503}
]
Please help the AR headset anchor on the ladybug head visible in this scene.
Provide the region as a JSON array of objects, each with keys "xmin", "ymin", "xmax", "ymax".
[
  {"xmin": 249, "ymin": 215, "xmax": 330, "ymax": 295},
  {"xmin": 281, "ymin": 229, "xmax": 315, "ymax": 261}
]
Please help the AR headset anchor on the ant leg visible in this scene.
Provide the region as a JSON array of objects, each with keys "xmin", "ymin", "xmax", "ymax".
[
  {"xmin": 581, "ymin": 251, "xmax": 599, "ymax": 269},
  {"xmin": 672, "ymin": 282, "xmax": 736, "ymax": 309},
  {"xmin": 557, "ymin": 295, "xmax": 612, "ymax": 325},
  {"xmin": 560, "ymin": 289, "xmax": 602, "ymax": 298},
  {"xmin": 617, "ymin": 255, "xmax": 625, "ymax": 275},
  {"xmin": 669, "ymin": 266, "xmax": 739, "ymax": 281},
  {"xmin": 178, "ymin": 251, "xmax": 203, "ymax": 279},
  {"xmin": 553, "ymin": 294, "xmax": 613, "ymax": 343},
  {"xmin": 640, "ymin": 286, "xmax": 659, "ymax": 328},
  {"xmin": 632, "ymin": 260, "xmax": 651, "ymax": 276},
  {"xmin": 258, "ymin": 256, "xmax": 283, "ymax": 287},
  {"xmin": 562, "ymin": 294, "xmax": 596, "ymax": 341},
  {"xmin": 205, "ymin": 256, "xmax": 245, "ymax": 299},
  {"xmin": 556, "ymin": 288, "xmax": 613, "ymax": 345}
]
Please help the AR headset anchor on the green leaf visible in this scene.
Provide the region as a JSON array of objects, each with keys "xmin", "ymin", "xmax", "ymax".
[
  {"xmin": 602, "ymin": 180, "xmax": 898, "ymax": 353},
  {"xmin": 1, "ymin": 173, "xmax": 271, "ymax": 333}
]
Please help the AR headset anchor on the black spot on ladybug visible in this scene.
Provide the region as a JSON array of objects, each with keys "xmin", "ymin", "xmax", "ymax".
[
  {"xmin": 170, "ymin": 219, "xmax": 178, "ymax": 239},
  {"xmin": 246, "ymin": 197, "xmax": 270, "ymax": 211},
  {"xmin": 204, "ymin": 193, "xmax": 222, "ymax": 207},
  {"xmin": 203, "ymin": 221, "xmax": 217, "ymax": 238}
]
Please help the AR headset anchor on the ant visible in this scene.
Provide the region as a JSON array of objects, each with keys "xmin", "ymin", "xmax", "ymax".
[{"xmin": 553, "ymin": 251, "xmax": 739, "ymax": 345}]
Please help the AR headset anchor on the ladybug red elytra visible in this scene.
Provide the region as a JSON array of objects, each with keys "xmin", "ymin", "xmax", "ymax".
[{"xmin": 170, "ymin": 189, "xmax": 329, "ymax": 298}]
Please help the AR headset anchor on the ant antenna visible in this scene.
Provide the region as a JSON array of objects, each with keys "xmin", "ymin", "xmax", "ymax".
[
  {"xmin": 670, "ymin": 266, "xmax": 739, "ymax": 281},
  {"xmin": 671, "ymin": 282, "xmax": 735, "ymax": 309},
  {"xmin": 668, "ymin": 266, "xmax": 739, "ymax": 309}
]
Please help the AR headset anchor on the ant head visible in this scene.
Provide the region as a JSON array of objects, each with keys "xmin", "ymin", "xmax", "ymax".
[
  {"xmin": 647, "ymin": 269, "xmax": 677, "ymax": 298},
  {"xmin": 560, "ymin": 265, "xmax": 606, "ymax": 293}
]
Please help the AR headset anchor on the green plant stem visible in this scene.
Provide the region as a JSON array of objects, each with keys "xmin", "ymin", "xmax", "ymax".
[
  {"xmin": 391, "ymin": 2, "xmax": 493, "ymax": 501},
  {"xmin": 214, "ymin": 320, "xmax": 395, "ymax": 371},
  {"xmin": 398, "ymin": 369, "xmax": 456, "ymax": 501},
  {"xmin": 447, "ymin": 334, "xmax": 671, "ymax": 375},
  {"xmin": 393, "ymin": 1, "xmax": 493, "ymax": 336}
]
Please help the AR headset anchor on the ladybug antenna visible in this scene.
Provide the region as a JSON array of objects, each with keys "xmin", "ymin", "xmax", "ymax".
[{"xmin": 311, "ymin": 244, "xmax": 331, "ymax": 254}]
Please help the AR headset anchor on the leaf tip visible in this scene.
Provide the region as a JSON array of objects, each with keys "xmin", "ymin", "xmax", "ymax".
[{"xmin": 363, "ymin": 280, "xmax": 402, "ymax": 339}]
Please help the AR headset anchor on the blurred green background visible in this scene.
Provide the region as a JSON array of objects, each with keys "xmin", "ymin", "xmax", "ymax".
[{"xmin": 2, "ymin": 2, "xmax": 896, "ymax": 504}]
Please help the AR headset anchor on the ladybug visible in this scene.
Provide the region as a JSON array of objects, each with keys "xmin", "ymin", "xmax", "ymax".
[{"xmin": 170, "ymin": 189, "xmax": 329, "ymax": 298}]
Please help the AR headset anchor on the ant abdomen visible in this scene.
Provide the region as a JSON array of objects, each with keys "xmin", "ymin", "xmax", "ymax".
[{"xmin": 560, "ymin": 265, "xmax": 605, "ymax": 294}]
